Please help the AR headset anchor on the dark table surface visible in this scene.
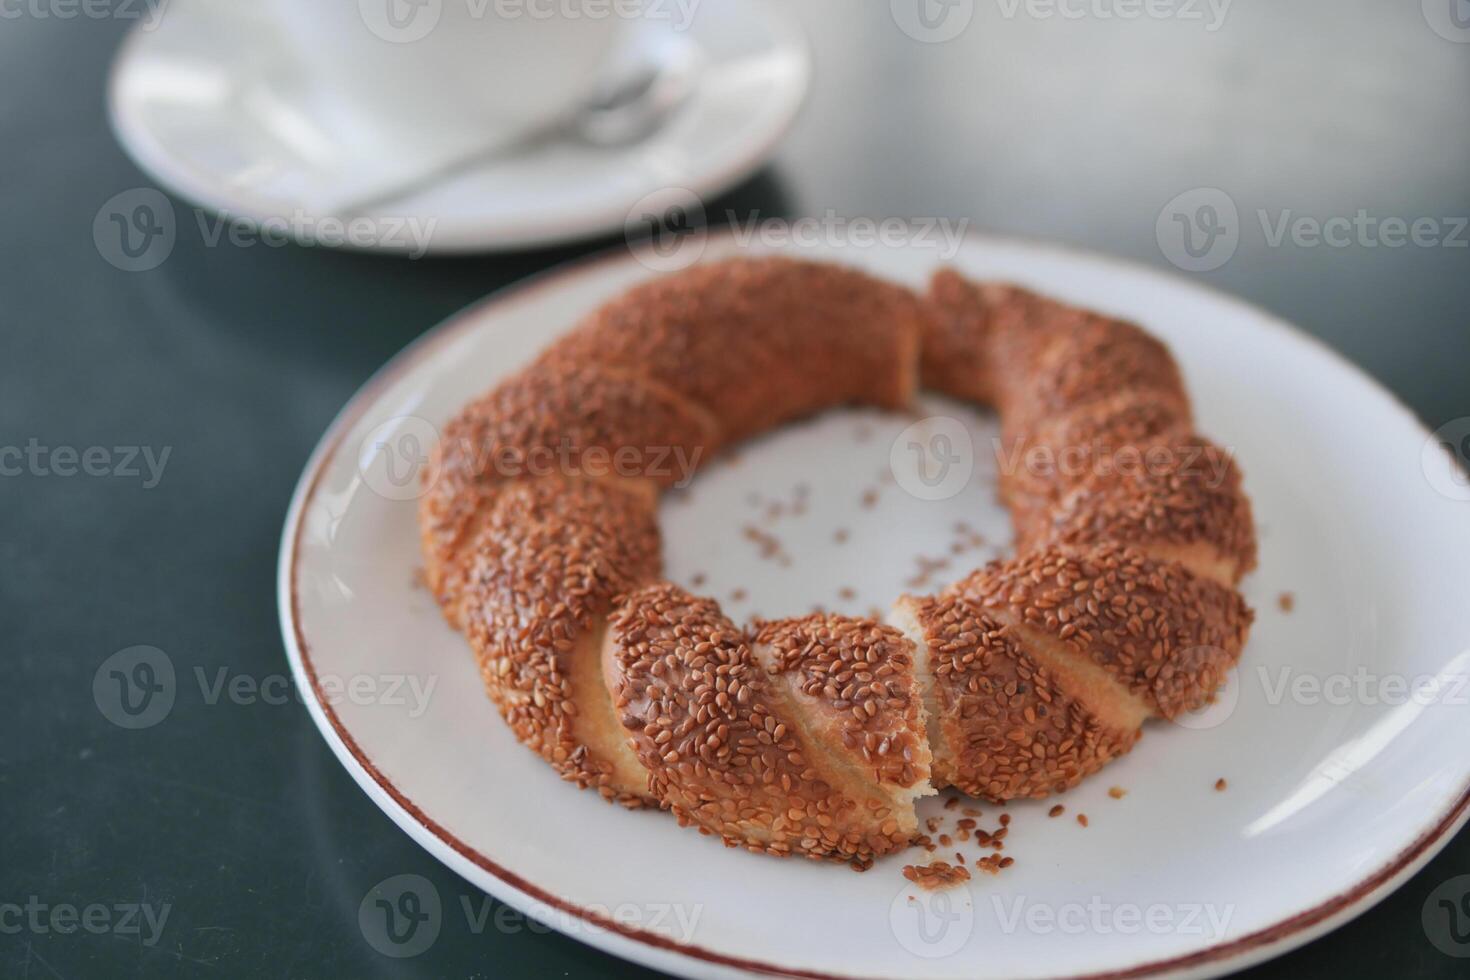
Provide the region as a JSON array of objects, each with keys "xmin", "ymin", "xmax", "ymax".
[{"xmin": 4, "ymin": 1, "xmax": 1468, "ymax": 977}]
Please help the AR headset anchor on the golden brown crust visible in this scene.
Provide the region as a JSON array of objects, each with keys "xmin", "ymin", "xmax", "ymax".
[
  {"xmin": 420, "ymin": 359, "xmax": 717, "ymax": 626},
  {"xmin": 987, "ymin": 285, "xmax": 1183, "ymax": 399},
  {"xmin": 923, "ymin": 270, "xmax": 1190, "ymax": 422},
  {"xmin": 996, "ymin": 391, "xmax": 1194, "ymax": 546},
  {"xmin": 542, "ymin": 257, "xmax": 928, "ymax": 442},
  {"xmin": 459, "ymin": 477, "xmax": 662, "ymax": 805},
  {"xmin": 1008, "ymin": 315, "xmax": 1188, "ymax": 428},
  {"xmin": 750, "ymin": 614, "xmax": 934, "ymax": 832},
  {"xmin": 997, "ymin": 390, "xmax": 1191, "ymax": 498},
  {"xmin": 890, "ymin": 594, "xmax": 1141, "ymax": 801},
  {"xmin": 925, "ymin": 263, "xmax": 1255, "ymax": 572},
  {"xmin": 1035, "ymin": 436, "xmax": 1258, "ymax": 585},
  {"xmin": 948, "ymin": 544, "xmax": 1253, "ymax": 720},
  {"xmin": 415, "ymin": 257, "xmax": 1261, "ymax": 857},
  {"xmin": 921, "ymin": 268, "xmax": 1008, "ymax": 403},
  {"xmin": 605, "ymin": 584, "xmax": 915, "ymax": 863}
]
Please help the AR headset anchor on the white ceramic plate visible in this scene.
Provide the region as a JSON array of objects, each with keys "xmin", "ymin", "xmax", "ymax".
[
  {"xmin": 278, "ymin": 233, "xmax": 1470, "ymax": 978},
  {"xmin": 109, "ymin": 0, "xmax": 808, "ymax": 253}
]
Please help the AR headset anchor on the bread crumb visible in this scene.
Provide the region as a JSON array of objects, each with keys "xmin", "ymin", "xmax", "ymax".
[
  {"xmin": 902, "ymin": 861, "xmax": 971, "ymax": 889},
  {"xmin": 974, "ymin": 848, "xmax": 1016, "ymax": 876},
  {"xmin": 1278, "ymin": 592, "xmax": 1295, "ymax": 612},
  {"xmin": 1108, "ymin": 786, "xmax": 1127, "ymax": 800},
  {"xmin": 1048, "ymin": 805, "xmax": 1064, "ymax": 818},
  {"xmin": 1215, "ymin": 778, "xmax": 1228, "ymax": 791},
  {"xmin": 1076, "ymin": 813, "xmax": 1089, "ymax": 827}
]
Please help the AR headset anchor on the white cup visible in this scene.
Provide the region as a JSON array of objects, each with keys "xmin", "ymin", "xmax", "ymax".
[{"xmin": 269, "ymin": 0, "xmax": 625, "ymax": 160}]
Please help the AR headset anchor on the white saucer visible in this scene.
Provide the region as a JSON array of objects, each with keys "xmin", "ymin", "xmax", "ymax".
[
  {"xmin": 107, "ymin": 0, "xmax": 809, "ymax": 254},
  {"xmin": 279, "ymin": 233, "xmax": 1470, "ymax": 978}
]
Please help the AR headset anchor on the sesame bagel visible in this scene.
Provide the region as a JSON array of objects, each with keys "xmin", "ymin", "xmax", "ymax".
[
  {"xmin": 920, "ymin": 268, "xmax": 1009, "ymax": 404},
  {"xmin": 923, "ymin": 270, "xmax": 1190, "ymax": 422},
  {"xmin": 539, "ymin": 257, "xmax": 928, "ymax": 442},
  {"xmin": 419, "ymin": 256, "xmax": 1258, "ymax": 866},
  {"xmin": 945, "ymin": 544, "xmax": 1252, "ymax": 721},
  {"xmin": 1004, "ymin": 312, "xmax": 1189, "ymax": 431},
  {"xmin": 458, "ymin": 476, "xmax": 662, "ymax": 806},
  {"xmin": 1034, "ymin": 436, "xmax": 1258, "ymax": 586},
  {"xmin": 604, "ymin": 585, "xmax": 925, "ymax": 863},
  {"xmin": 420, "ymin": 359, "xmax": 719, "ymax": 628},
  {"xmin": 750, "ymin": 614, "xmax": 935, "ymax": 836},
  {"xmin": 888, "ymin": 593, "xmax": 1143, "ymax": 801},
  {"xmin": 997, "ymin": 390, "xmax": 1190, "ymax": 509},
  {"xmin": 996, "ymin": 390, "xmax": 1194, "ymax": 547}
]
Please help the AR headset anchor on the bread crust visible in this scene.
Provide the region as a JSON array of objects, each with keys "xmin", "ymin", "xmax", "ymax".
[
  {"xmin": 889, "ymin": 594, "xmax": 1141, "ymax": 801},
  {"xmin": 926, "ymin": 275, "xmax": 1256, "ymax": 584},
  {"xmin": 417, "ymin": 257, "xmax": 1260, "ymax": 863},
  {"xmin": 541, "ymin": 257, "xmax": 928, "ymax": 441},
  {"xmin": 604, "ymin": 585, "xmax": 918, "ymax": 864},
  {"xmin": 1036, "ymin": 436, "xmax": 1258, "ymax": 585},
  {"xmin": 458, "ymin": 476, "xmax": 661, "ymax": 805},
  {"xmin": 751, "ymin": 614, "xmax": 935, "ymax": 836},
  {"xmin": 420, "ymin": 359, "xmax": 717, "ymax": 626},
  {"xmin": 948, "ymin": 544, "xmax": 1253, "ymax": 720}
]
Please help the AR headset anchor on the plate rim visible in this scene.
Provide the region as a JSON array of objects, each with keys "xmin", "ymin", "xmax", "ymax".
[
  {"xmin": 276, "ymin": 231, "xmax": 1470, "ymax": 979},
  {"xmin": 106, "ymin": 0, "xmax": 812, "ymax": 254}
]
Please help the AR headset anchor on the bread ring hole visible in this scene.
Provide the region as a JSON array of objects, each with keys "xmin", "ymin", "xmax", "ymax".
[{"xmin": 658, "ymin": 397, "xmax": 1010, "ymax": 626}]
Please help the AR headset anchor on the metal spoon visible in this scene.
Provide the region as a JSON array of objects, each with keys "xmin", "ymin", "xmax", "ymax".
[{"xmin": 335, "ymin": 48, "xmax": 699, "ymax": 217}]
